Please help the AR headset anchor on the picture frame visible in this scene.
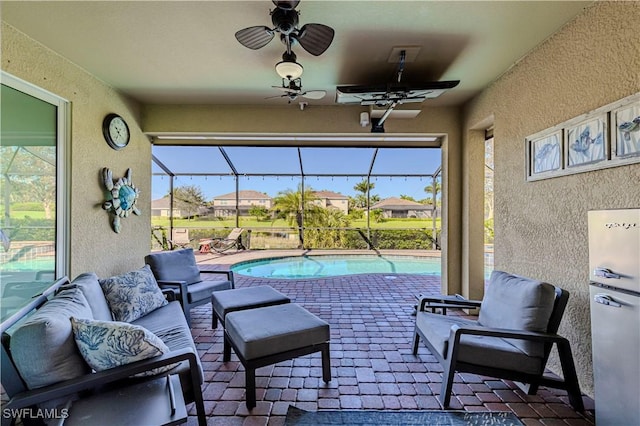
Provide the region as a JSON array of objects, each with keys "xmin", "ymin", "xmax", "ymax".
[
  {"xmin": 526, "ymin": 130, "xmax": 562, "ymax": 181},
  {"xmin": 611, "ymin": 100, "xmax": 640, "ymax": 159},
  {"xmin": 565, "ymin": 114, "xmax": 607, "ymax": 168},
  {"xmin": 524, "ymin": 92, "xmax": 638, "ymax": 182}
]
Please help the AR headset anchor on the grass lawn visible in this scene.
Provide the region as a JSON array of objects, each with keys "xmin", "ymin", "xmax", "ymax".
[{"xmin": 4, "ymin": 211, "xmax": 48, "ymax": 220}]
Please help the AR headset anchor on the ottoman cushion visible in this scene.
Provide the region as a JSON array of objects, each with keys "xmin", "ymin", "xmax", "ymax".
[
  {"xmin": 226, "ymin": 303, "xmax": 329, "ymax": 360},
  {"xmin": 212, "ymin": 285, "xmax": 290, "ymax": 321}
]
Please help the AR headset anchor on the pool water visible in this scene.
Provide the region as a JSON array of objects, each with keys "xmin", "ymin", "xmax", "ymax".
[
  {"xmin": 231, "ymin": 255, "xmax": 441, "ymax": 279},
  {"xmin": 0, "ymin": 257, "xmax": 55, "ymax": 272}
]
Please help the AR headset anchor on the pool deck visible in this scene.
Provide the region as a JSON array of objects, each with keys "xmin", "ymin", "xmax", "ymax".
[{"xmin": 185, "ymin": 249, "xmax": 595, "ymax": 425}]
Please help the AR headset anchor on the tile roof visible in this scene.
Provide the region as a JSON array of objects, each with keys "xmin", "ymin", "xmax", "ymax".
[
  {"xmin": 313, "ymin": 190, "xmax": 349, "ymax": 199},
  {"xmin": 214, "ymin": 190, "xmax": 271, "ymax": 200},
  {"xmin": 371, "ymin": 197, "xmax": 432, "ymax": 210},
  {"xmin": 151, "ymin": 196, "xmax": 171, "ymax": 208}
]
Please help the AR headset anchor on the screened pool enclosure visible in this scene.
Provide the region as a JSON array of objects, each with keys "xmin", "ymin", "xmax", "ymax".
[{"xmin": 151, "ymin": 140, "xmax": 442, "ymax": 252}]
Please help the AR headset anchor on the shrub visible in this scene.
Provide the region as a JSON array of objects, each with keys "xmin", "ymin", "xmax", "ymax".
[
  {"xmin": 1, "ymin": 202, "xmax": 44, "ymax": 211},
  {"xmin": 2, "ymin": 217, "xmax": 55, "ymax": 241},
  {"xmin": 372, "ymin": 229, "xmax": 435, "ymax": 250}
]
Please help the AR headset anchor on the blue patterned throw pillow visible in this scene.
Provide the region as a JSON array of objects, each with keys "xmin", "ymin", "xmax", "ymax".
[
  {"xmin": 99, "ymin": 265, "xmax": 168, "ymax": 322},
  {"xmin": 70, "ymin": 317, "xmax": 177, "ymax": 377}
]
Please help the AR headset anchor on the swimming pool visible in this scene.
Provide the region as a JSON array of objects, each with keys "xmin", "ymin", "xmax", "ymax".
[
  {"xmin": 231, "ymin": 255, "xmax": 441, "ymax": 279},
  {"xmin": 0, "ymin": 257, "xmax": 55, "ymax": 272}
]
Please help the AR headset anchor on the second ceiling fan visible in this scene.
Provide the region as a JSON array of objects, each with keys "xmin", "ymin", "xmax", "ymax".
[{"xmin": 268, "ymin": 77, "xmax": 326, "ymax": 103}]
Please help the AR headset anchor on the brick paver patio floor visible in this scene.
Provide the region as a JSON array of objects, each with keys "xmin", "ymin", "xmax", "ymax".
[{"xmin": 187, "ymin": 270, "xmax": 595, "ymax": 426}]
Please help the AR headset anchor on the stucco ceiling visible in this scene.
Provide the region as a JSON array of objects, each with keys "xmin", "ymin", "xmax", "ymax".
[{"xmin": 2, "ymin": 1, "xmax": 592, "ymax": 107}]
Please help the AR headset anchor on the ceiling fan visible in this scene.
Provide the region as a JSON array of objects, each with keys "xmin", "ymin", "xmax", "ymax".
[
  {"xmin": 235, "ymin": 0, "xmax": 335, "ymax": 57},
  {"xmin": 335, "ymin": 50, "xmax": 460, "ymax": 132},
  {"xmin": 268, "ymin": 77, "xmax": 326, "ymax": 103}
]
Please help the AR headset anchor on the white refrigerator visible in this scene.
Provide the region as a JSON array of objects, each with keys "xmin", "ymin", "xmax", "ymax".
[{"xmin": 588, "ymin": 208, "xmax": 640, "ymax": 425}]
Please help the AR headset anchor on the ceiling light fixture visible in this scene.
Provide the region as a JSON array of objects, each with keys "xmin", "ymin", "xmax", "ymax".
[{"xmin": 275, "ymin": 51, "xmax": 303, "ymax": 79}]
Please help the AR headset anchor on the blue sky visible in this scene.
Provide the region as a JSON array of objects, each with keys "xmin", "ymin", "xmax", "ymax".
[{"xmin": 152, "ymin": 146, "xmax": 441, "ymax": 201}]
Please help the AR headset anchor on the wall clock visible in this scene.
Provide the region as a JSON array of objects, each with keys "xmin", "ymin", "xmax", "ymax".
[{"xmin": 102, "ymin": 113, "xmax": 130, "ymax": 150}]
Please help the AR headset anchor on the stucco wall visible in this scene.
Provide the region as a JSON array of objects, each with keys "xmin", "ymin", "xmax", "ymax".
[
  {"xmin": 462, "ymin": 1, "xmax": 640, "ymax": 396},
  {"xmin": 1, "ymin": 22, "xmax": 151, "ymax": 279}
]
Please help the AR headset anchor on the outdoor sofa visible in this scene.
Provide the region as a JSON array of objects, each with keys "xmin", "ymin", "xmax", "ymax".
[{"xmin": 1, "ymin": 267, "xmax": 206, "ymax": 426}]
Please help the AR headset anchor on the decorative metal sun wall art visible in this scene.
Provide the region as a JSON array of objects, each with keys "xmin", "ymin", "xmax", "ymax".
[{"xmin": 101, "ymin": 167, "xmax": 141, "ymax": 233}]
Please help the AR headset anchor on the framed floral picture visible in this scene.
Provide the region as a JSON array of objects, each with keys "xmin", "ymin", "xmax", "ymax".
[
  {"xmin": 527, "ymin": 130, "xmax": 562, "ymax": 180},
  {"xmin": 612, "ymin": 100, "xmax": 640, "ymax": 158},
  {"xmin": 565, "ymin": 114, "xmax": 607, "ymax": 168}
]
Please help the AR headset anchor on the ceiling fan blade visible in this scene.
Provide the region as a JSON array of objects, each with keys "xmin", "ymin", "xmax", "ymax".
[
  {"xmin": 265, "ymin": 94, "xmax": 288, "ymax": 100},
  {"xmin": 273, "ymin": 86, "xmax": 301, "ymax": 94},
  {"xmin": 301, "ymin": 90, "xmax": 326, "ymax": 100},
  {"xmin": 235, "ymin": 26, "xmax": 275, "ymax": 50},
  {"xmin": 272, "ymin": 0, "xmax": 300, "ymax": 10},
  {"xmin": 297, "ymin": 23, "xmax": 335, "ymax": 56}
]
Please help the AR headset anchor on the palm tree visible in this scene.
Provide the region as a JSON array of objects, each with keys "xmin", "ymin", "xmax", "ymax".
[
  {"xmin": 424, "ymin": 181, "xmax": 441, "ymax": 206},
  {"xmin": 352, "ymin": 179, "xmax": 379, "ymax": 208},
  {"xmin": 305, "ymin": 208, "xmax": 351, "ymax": 248},
  {"xmin": 271, "ymin": 185, "xmax": 320, "ymax": 248}
]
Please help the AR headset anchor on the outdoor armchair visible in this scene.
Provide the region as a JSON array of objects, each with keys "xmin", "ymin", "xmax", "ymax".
[
  {"xmin": 412, "ymin": 270, "xmax": 584, "ymax": 412},
  {"xmin": 145, "ymin": 248, "xmax": 234, "ymax": 327}
]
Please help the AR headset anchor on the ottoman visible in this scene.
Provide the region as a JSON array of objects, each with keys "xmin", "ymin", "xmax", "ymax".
[
  {"xmin": 225, "ymin": 303, "xmax": 331, "ymax": 409},
  {"xmin": 211, "ymin": 285, "xmax": 291, "ymax": 361}
]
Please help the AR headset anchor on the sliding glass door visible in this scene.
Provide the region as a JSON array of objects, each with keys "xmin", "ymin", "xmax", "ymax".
[{"xmin": 0, "ymin": 72, "xmax": 68, "ymax": 321}]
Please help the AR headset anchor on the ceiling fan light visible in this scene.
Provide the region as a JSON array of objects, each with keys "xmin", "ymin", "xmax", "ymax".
[{"xmin": 275, "ymin": 60, "xmax": 304, "ymax": 79}]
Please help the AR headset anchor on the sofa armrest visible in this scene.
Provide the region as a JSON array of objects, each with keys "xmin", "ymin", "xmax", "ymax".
[
  {"xmin": 4, "ymin": 347, "xmax": 199, "ymax": 410},
  {"xmin": 200, "ymin": 270, "xmax": 234, "ymax": 287},
  {"xmin": 161, "ymin": 288, "xmax": 177, "ymax": 302}
]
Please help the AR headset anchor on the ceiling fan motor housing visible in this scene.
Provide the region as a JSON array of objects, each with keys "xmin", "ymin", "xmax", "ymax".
[
  {"xmin": 273, "ymin": 0, "xmax": 300, "ymax": 10},
  {"xmin": 235, "ymin": 0, "xmax": 334, "ymax": 56},
  {"xmin": 272, "ymin": 8, "xmax": 298, "ymax": 35}
]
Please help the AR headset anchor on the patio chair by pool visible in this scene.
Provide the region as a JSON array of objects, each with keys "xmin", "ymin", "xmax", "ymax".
[
  {"xmin": 199, "ymin": 228, "xmax": 245, "ymax": 254},
  {"xmin": 145, "ymin": 248, "xmax": 234, "ymax": 326},
  {"xmin": 169, "ymin": 228, "xmax": 192, "ymax": 250},
  {"xmin": 412, "ymin": 270, "xmax": 584, "ymax": 412}
]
